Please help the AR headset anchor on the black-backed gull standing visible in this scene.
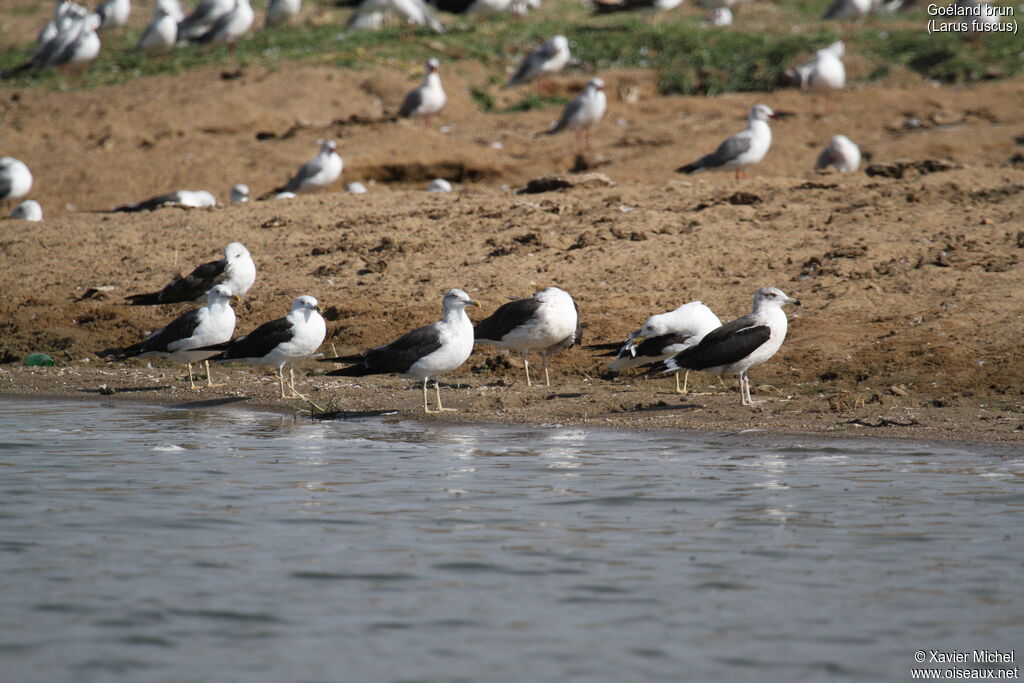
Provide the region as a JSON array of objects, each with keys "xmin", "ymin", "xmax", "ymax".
[
  {"xmin": 321, "ymin": 289, "xmax": 479, "ymax": 413},
  {"xmin": 100, "ymin": 284, "xmax": 238, "ymax": 389},
  {"xmin": 647, "ymin": 287, "xmax": 799, "ymax": 406},
  {"xmin": 125, "ymin": 242, "xmax": 256, "ymax": 305},
  {"xmin": 474, "ymin": 286, "xmax": 581, "ymax": 387},
  {"xmin": 202, "ymin": 295, "xmax": 326, "ymax": 398}
]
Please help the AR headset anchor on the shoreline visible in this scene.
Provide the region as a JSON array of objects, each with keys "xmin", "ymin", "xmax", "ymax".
[{"xmin": 4, "ymin": 366, "xmax": 1022, "ymax": 448}]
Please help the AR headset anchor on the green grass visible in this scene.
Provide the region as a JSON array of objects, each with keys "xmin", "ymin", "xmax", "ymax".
[{"xmin": 1, "ymin": 4, "xmax": 1021, "ymax": 96}]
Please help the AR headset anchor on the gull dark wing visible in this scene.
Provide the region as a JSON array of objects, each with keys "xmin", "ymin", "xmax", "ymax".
[
  {"xmin": 102, "ymin": 308, "xmax": 202, "ymax": 358},
  {"xmin": 125, "ymin": 257, "xmax": 226, "ymax": 305},
  {"xmin": 632, "ymin": 333, "xmax": 693, "ymax": 359},
  {"xmin": 0, "ymin": 174, "xmax": 11, "ymax": 201},
  {"xmin": 195, "ymin": 10, "xmax": 232, "ymax": 43},
  {"xmin": 210, "ymin": 317, "xmax": 294, "ymax": 361},
  {"xmin": 397, "ymin": 88, "xmax": 424, "ymax": 119},
  {"xmin": 660, "ymin": 317, "xmax": 770, "ymax": 371},
  {"xmin": 427, "ymin": 0, "xmax": 475, "ymax": 13},
  {"xmin": 474, "ymin": 298, "xmax": 542, "ymax": 342},
  {"xmin": 179, "ymin": 1, "xmax": 220, "ymax": 33},
  {"xmin": 327, "ymin": 323, "xmax": 443, "ymax": 376},
  {"xmin": 112, "ymin": 192, "xmax": 182, "ymax": 213}
]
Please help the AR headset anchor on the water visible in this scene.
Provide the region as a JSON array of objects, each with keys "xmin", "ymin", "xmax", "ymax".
[{"xmin": 1, "ymin": 398, "xmax": 1021, "ymax": 683}]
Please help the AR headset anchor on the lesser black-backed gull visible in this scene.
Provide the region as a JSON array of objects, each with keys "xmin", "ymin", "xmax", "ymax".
[
  {"xmin": 474, "ymin": 287, "xmax": 580, "ymax": 387},
  {"xmin": 321, "ymin": 289, "xmax": 479, "ymax": 413},
  {"xmin": 593, "ymin": 301, "xmax": 721, "ymax": 393},
  {"xmin": 125, "ymin": 242, "xmax": 256, "ymax": 305},
  {"xmin": 202, "ymin": 295, "xmax": 326, "ymax": 398},
  {"xmin": 676, "ymin": 104, "xmax": 775, "ymax": 180},
  {"xmin": 647, "ymin": 287, "xmax": 800, "ymax": 406},
  {"xmin": 100, "ymin": 284, "xmax": 239, "ymax": 389}
]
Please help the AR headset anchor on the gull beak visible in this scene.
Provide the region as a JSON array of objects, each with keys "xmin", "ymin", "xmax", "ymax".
[
  {"xmin": 787, "ymin": 296, "xmax": 801, "ymax": 306},
  {"xmin": 469, "ymin": 300, "xmax": 481, "ymax": 308},
  {"xmin": 314, "ymin": 305, "xmax": 323, "ymax": 313},
  {"xmin": 626, "ymin": 335, "xmax": 646, "ymax": 348},
  {"xmin": 232, "ymin": 294, "xmax": 242, "ymax": 302}
]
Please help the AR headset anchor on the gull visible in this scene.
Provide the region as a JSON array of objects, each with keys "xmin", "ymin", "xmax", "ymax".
[
  {"xmin": 177, "ymin": 0, "xmax": 233, "ymax": 40},
  {"xmin": 504, "ymin": 35, "xmax": 570, "ymax": 93},
  {"xmin": 647, "ymin": 287, "xmax": 800, "ymax": 406},
  {"xmin": 786, "ymin": 40, "xmax": 845, "ymax": 90},
  {"xmin": 112, "ymin": 189, "xmax": 217, "ymax": 211},
  {"xmin": 346, "ymin": 0, "xmax": 445, "ymax": 34},
  {"xmin": 125, "ymin": 242, "xmax": 256, "ymax": 305},
  {"xmin": 428, "ymin": 179, "xmax": 452, "ymax": 192},
  {"xmin": 398, "ymin": 58, "xmax": 447, "ymax": 124},
  {"xmin": 706, "ymin": 7, "xmax": 732, "ymax": 25},
  {"xmin": 95, "ymin": 0, "xmax": 131, "ymax": 30},
  {"xmin": 14, "ymin": 2, "xmax": 87, "ymax": 75},
  {"xmin": 541, "ymin": 77, "xmax": 606, "ymax": 155},
  {"xmin": 592, "ymin": 301, "xmax": 721, "ymax": 393},
  {"xmin": 99, "ymin": 284, "xmax": 239, "ymax": 389},
  {"xmin": 195, "ymin": 0, "xmax": 254, "ymax": 49},
  {"xmin": 275, "ymin": 140, "xmax": 343, "ymax": 194},
  {"xmin": 474, "ymin": 286, "xmax": 581, "ymax": 387},
  {"xmin": 0, "ymin": 158, "xmax": 34, "ymax": 210},
  {"xmin": 676, "ymin": 103, "xmax": 775, "ymax": 180},
  {"xmin": 823, "ymin": 0, "xmax": 872, "ymax": 19},
  {"xmin": 321, "ymin": 289, "xmax": 480, "ymax": 414},
  {"xmin": 59, "ymin": 12, "xmax": 102, "ymax": 72},
  {"xmin": 10, "ymin": 200, "xmax": 43, "ymax": 222},
  {"xmin": 265, "ymin": 0, "xmax": 302, "ymax": 27},
  {"xmin": 230, "ymin": 184, "xmax": 249, "ymax": 202},
  {"xmin": 38, "ymin": 1, "xmax": 82, "ymax": 47},
  {"xmin": 203, "ymin": 295, "xmax": 326, "ymax": 399},
  {"xmin": 137, "ymin": 0, "xmax": 179, "ymax": 53},
  {"xmin": 591, "ymin": 0, "xmax": 683, "ymax": 16},
  {"xmin": 816, "ymin": 135, "xmax": 861, "ymax": 172},
  {"xmin": 9, "ymin": 9, "xmax": 101, "ymax": 76}
]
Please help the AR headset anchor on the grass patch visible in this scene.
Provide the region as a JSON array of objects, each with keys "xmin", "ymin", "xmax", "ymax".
[{"xmin": 1, "ymin": 5, "xmax": 1021, "ymax": 93}]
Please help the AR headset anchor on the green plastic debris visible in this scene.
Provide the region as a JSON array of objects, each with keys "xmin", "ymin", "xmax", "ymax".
[{"xmin": 23, "ymin": 353, "xmax": 55, "ymax": 367}]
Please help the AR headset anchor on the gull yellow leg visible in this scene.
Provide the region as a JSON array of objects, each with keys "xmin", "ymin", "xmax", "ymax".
[
  {"xmin": 433, "ymin": 379, "xmax": 457, "ymax": 412},
  {"xmin": 204, "ymin": 360, "xmax": 224, "ymax": 388},
  {"xmin": 188, "ymin": 362, "xmax": 198, "ymax": 390},
  {"xmin": 523, "ymin": 355, "xmax": 532, "ymax": 387}
]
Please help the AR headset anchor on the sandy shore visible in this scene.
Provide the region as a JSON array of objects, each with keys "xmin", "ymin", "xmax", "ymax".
[{"xmin": 2, "ymin": 63, "xmax": 1023, "ymax": 445}]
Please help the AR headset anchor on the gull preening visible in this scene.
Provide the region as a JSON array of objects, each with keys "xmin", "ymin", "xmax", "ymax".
[
  {"xmin": 647, "ymin": 287, "xmax": 800, "ymax": 406},
  {"xmin": 137, "ymin": 0, "xmax": 179, "ymax": 53},
  {"xmin": 100, "ymin": 284, "xmax": 239, "ymax": 389},
  {"xmin": 125, "ymin": 242, "xmax": 256, "ymax": 305},
  {"xmin": 321, "ymin": 289, "xmax": 480, "ymax": 413},
  {"xmin": 112, "ymin": 189, "xmax": 217, "ymax": 211},
  {"xmin": 542, "ymin": 77, "xmax": 607, "ymax": 155},
  {"xmin": 474, "ymin": 286, "xmax": 581, "ymax": 387},
  {"xmin": 676, "ymin": 103, "xmax": 775, "ymax": 180},
  {"xmin": 398, "ymin": 58, "xmax": 447, "ymax": 123},
  {"xmin": 816, "ymin": 135, "xmax": 861, "ymax": 172},
  {"xmin": 275, "ymin": 140, "xmax": 343, "ymax": 195},
  {"xmin": 203, "ymin": 295, "xmax": 326, "ymax": 399},
  {"xmin": 594, "ymin": 301, "xmax": 722, "ymax": 393},
  {"xmin": 0, "ymin": 158, "xmax": 34, "ymax": 209},
  {"xmin": 10, "ymin": 200, "xmax": 44, "ymax": 222},
  {"xmin": 265, "ymin": 0, "xmax": 302, "ymax": 27},
  {"xmin": 504, "ymin": 35, "xmax": 570, "ymax": 91}
]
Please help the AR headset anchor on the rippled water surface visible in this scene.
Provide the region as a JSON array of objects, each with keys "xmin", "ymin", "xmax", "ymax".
[{"xmin": 1, "ymin": 398, "xmax": 1022, "ymax": 682}]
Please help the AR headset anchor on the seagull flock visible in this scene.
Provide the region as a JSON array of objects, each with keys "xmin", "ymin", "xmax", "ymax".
[{"xmin": 11, "ymin": 0, "xmax": 960, "ymax": 413}]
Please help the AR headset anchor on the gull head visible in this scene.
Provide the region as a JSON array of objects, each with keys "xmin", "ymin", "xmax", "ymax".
[
  {"xmin": 207, "ymin": 284, "xmax": 238, "ymax": 303},
  {"xmin": 749, "ymin": 104, "xmax": 775, "ymax": 122},
  {"xmin": 224, "ymin": 242, "xmax": 250, "ymax": 262},
  {"xmin": 754, "ymin": 286, "xmax": 800, "ymax": 309},
  {"xmin": 587, "ymin": 77, "xmax": 605, "ymax": 92},
  {"xmin": 318, "ymin": 139, "xmax": 338, "ymax": 154},
  {"xmin": 551, "ymin": 35, "xmax": 569, "ymax": 52},
  {"xmin": 443, "ymin": 288, "xmax": 480, "ymax": 310},
  {"xmin": 292, "ymin": 295, "xmax": 321, "ymax": 313},
  {"xmin": 426, "ymin": 58, "xmax": 440, "ymax": 74}
]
